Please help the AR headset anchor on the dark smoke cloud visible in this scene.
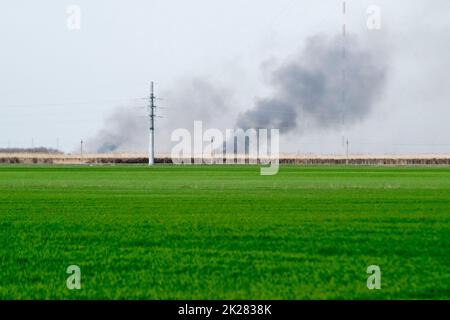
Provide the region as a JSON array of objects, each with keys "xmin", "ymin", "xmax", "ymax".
[
  {"xmin": 237, "ymin": 34, "xmax": 388, "ymax": 133},
  {"xmin": 87, "ymin": 106, "xmax": 148, "ymax": 153},
  {"xmin": 87, "ymin": 34, "xmax": 387, "ymax": 153}
]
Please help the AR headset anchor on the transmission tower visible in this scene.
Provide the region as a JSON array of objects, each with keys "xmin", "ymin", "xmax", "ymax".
[{"xmin": 148, "ymin": 82, "xmax": 156, "ymax": 165}]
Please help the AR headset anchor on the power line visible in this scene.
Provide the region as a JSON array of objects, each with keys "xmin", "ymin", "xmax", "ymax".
[{"xmin": 0, "ymin": 97, "xmax": 147, "ymax": 109}]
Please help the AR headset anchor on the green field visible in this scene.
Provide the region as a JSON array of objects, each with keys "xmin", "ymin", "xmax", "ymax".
[{"xmin": 0, "ymin": 165, "xmax": 449, "ymax": 299}]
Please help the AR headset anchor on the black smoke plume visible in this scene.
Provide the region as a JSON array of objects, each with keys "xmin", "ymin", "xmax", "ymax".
[{"xmin": 237, "ymin": 34, "xmax": 388, "ymax": 133}]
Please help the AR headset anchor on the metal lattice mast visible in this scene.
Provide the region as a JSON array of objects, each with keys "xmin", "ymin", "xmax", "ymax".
[{"xmin": 148, "ymin": 82, "xmax": 156, "ymax": 165}]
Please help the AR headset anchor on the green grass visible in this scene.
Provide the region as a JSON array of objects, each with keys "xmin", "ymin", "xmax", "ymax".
[{"xmin": 0, "ymin": 165, "xmax": 449, "ymax": 299}]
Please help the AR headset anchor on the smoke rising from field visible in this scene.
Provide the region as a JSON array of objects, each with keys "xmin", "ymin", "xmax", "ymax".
[
  {"xmin": 86, "ymin": 79, "xmax": 233, "ymax": 153},
  {"xmin": 87, "ymin": 34, "xmax": 388, "ymax": 153},
  {"xmin": 237, "ymin": 34, "xmax": 388, "ymax": 133},
  {"xmin": 86, "ymin": 106, "xmax": 148, "ymax": 153}
]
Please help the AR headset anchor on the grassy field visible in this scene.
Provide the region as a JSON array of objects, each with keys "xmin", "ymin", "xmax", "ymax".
[{"xmin": 0, "ymin": 165, "xmax": 449, "ymax": 299}]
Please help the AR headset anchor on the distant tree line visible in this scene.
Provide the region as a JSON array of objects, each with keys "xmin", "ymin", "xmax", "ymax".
[{"xmin": 0, "ymin": 147, "xmax": 62, "ymax": 154}]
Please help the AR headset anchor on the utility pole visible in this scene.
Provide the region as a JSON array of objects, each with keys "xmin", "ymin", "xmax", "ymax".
[
  {"xmin": 211, "ymin": 137, "xmax": 215, "ymax": 164},
  {"xmin": 148, "ymin": 82, "xmax": 156, "ymax": 166},
  {"xmin": 346, "ymin": 138, "xmax": 349, "ymax": 165},
  {"xmin": 80, "ymin": 139, "xmax": 83, "ymax": 157}
]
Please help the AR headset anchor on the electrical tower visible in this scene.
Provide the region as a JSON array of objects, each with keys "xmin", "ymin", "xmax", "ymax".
[{"xmin": 148, "ymin": 82, "xmax": 156, "ymax": 165}]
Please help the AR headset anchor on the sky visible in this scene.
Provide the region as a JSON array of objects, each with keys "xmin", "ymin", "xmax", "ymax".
[{"xmin": 0, "ymin": 0, "xmax": 449, "ymax": 155}]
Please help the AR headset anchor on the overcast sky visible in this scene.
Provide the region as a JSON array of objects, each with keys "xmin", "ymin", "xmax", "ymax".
[{"xmin": 1, "ymin": 0, "xmax": 449, "ymax": 155}]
